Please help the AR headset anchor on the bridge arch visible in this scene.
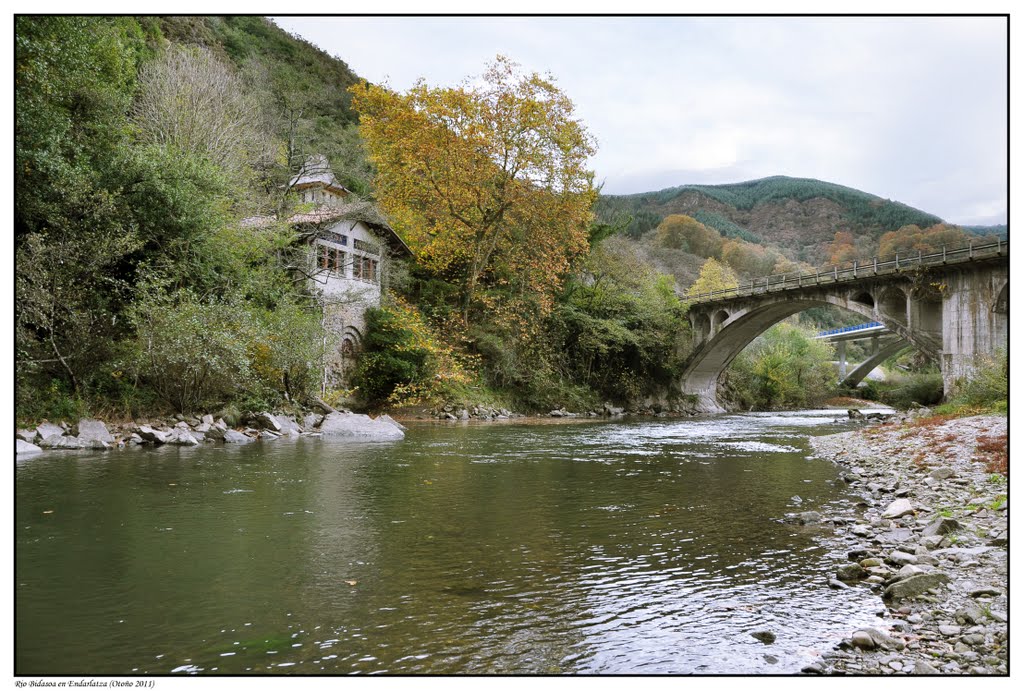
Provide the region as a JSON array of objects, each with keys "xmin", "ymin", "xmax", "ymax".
[
  {"xmin": 851, "ymin": 290, "xmax": 875, "ymax": 309},
  {"xmin": 711, "ymin": 309, "xmax": 730, "ymax": 333},
  {"xmin": 878, "ymin": 286, "xmax": 908, "ymax": 325},
  {"xmin": 680, "ymin": 295, "xmax": 938, "ymax": 412}
]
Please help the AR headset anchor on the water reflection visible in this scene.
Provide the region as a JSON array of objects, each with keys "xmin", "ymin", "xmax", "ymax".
[{"xmin": 16, "ymin": 410, "xmax": 886, "ymax": 674}]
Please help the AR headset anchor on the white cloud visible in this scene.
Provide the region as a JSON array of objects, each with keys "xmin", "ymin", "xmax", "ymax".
[{"xmin": 272, "ymin": 15, "xmax": 1007, "ymax": 224}]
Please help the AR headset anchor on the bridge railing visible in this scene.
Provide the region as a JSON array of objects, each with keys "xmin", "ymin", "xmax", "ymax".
[
  {"xmin": 817, "ymin": 321, "xmax": 882, "ymax": 337},
  {"xmin": 687, "ymin": 239, "xmax": 1007, "ymax": 305}
]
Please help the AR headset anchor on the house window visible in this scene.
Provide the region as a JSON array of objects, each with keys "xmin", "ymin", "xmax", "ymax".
[
  {"xmin": 351, "ymin": 256, "xmax": 379, "ymax": 283},
  {"xmin": 353, "ymin": 238, "xmax": 380, "ymax": 255},
  {"xmin": 318, "ymin": 244, "xmax": 346, "ymax": 275}
]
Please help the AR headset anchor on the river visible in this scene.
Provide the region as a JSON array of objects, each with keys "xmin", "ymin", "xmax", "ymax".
[{"xmin": 16, "ymin": 410, "xmax": 888, "ymax": 675}]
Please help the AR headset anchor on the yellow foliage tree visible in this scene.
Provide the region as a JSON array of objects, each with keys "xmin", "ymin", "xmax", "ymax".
[
  {"xmin": 686, "ymin": 257, "xmax": 739, "ymax": 299},
  {"xmin": 878, "ymin": 223, "xmax": 972, "ymax": 258},
  {"xmin": 654, "ymin": 214, "xmax": 723, "ymax": 257},
  {"xmin": 350, "ymin": 56, "xmax": 598, "ymax": 322}
]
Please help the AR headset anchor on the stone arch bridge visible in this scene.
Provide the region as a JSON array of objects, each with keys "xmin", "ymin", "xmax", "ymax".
[{"xmin": 681, "ymin": 241, "xmax": 1008, "ymax": 412}]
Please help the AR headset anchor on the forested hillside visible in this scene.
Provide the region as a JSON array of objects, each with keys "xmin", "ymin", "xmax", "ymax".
[{"xmin": 597, "ymin": 176, "xmax": 1004, "ymax": 263}]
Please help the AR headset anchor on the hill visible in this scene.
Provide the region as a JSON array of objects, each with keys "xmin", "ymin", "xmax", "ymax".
[{"xmin": 597, "ymin": 176, "xmax": 946, "ymax": 265}]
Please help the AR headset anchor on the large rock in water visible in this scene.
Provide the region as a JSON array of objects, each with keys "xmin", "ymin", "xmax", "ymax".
[
  {"xmin": 16, "ymin": 439, "xmax": 43, "ymax": 455},
  {"xmin": 273, "ymin": 415, "xmax": 303, "ymax": 436},
  {"xmin": 223, "ymin": 429, "xmax": 255, "ymax": 444},
  {"xmin": 319, "ymin": 412, "xmax": 405, "ymax": 440},
  {"xmin": 73, "ymin": 418, "xmax": 115, "ymax": 444},
  {"xmin": 136, "ymin": 425, "xmax": 169, "ymax": 445}
]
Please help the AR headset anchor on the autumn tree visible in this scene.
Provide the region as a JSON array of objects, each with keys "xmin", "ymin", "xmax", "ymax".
[
  {"xmin": 654, "ymin": 214, "xmax": 723, "ymax": 258},
  {"xmin": 827, "ymin": 230, "xmax": 859, "ymax": 265},
  {"xmin": 878, "ymin": 223, "xmax": 973, "ymax": 258},
  {"xmin": 686, "ymin": 257, "xmax": 739, "ymax": 299},
  {"xmin": 350, "ymin": 56, "xmax": 598, "ymax": 322},
  {"xmin": 721, "ymin": 239, "xmax": 779, "ymax": 277}
]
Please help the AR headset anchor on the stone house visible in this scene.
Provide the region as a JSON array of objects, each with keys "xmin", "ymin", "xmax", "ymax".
[{"xmin": 243, "ymin": 155, "xmax": 412, "ymax": 388}]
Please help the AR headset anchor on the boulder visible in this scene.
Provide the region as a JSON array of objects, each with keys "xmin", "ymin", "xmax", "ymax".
[
  {"xmin": 17, "ymin": 429, "xmax": 38, "ymax": 443},
  {"xmin": 798, "ymin": 511, "xmax": 822, "ymax": 525},
  {"xmin": 273, "ymin": 415, "xmax": 303, "ymax": 436},
  {"xmin": 72, "ymin": 419, "xmax": 115, "ymax": 446},
  {"xmin": 136, "ymin": 425, "xmax": 169, "ymax": 445},
  {"xmin": 881, "ymin": 498, "xmax": 915, "ymax": 519},
  {"xmin": 303, "ymin": 413, "xmax": 324, "ymax": 430},
  {"xmin": 36, "ymin": 422, "xmax": 64, "ymax": 440},
  {"xmin": 836, "ymin": 563, "xmax": 868, "ymax": 582},
  {"xmin": 223, "ymin": 429, "xmax": 256, "ymax": 445},
  {"xmin": 39, "ymin": 434, "xmax": 82, "ymax": 449},
  {"xmin": 166, "ymin": 429, "xmax": 200, "ymax": 446},
  {"xmin": 851, "ymin": 628, "xmax": 905, "ymax": 651},
  {"xmin": 375, "ymin": 414, "xmax": 407, "ymax": 432},
  {"xmin": 894, "ymin": 564, "xmax": 927, "ymax": 581},
  {"xmin": 750, "ymin": 630, "xmax": 776, "ymax": 644},
  {"xmin": 254, "ymin": 412, "xmax": 282, "ymax": 432},
  {"xmin": 847, "ymin": 409, "xmax": 864, "ymax": 419},
  {"xmin": 319, "ymin": 412, "xmax": 405, "ymax": 440},
  {"xmin": 204, "ymin": 426, "xmax": 226, "ymax": 442},
  {"xmin": 886, "ymin": 551, "xmax": 918, "ymax": 566},
  {"xmin": 883, "ymin": 572, "xmax": 951, "ymax": 601},
  {"xmin": 922, "ymin": 517, "xmax": 961, "ymax": 537},
  {"xmin": 928, "ymin": 467, "xmax": 955, "ymax": 480},
  {"xmin": 16, "ymin": 439, "xmax": 43, "ymax": 455},
  {"xmin": 201, "ymin": 414, "xmax": 215, "ymax": 425}
]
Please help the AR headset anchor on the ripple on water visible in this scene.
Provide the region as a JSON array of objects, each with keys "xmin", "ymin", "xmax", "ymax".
[{"xmin": 16, "ymin": 411, "xmax": 883, "ymax": 675}]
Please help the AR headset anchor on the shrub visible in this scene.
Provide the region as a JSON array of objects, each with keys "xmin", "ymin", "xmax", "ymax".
[
  {"xmin": 127, "ymin": 290, "xmax": 256, "ymax": 412},
  {"xmin": 725, "ymin": 322, "xmax": 837, "ymax": 409},
  {"xmin": 947, "ymin": 352, "xmax": 1007, "ymax": 413},
  {"xmin": 876, "ymin": 372, "xmax": 945, "ymax": 409},
  {"xmin": 353, "ymin": 300, "xmax": 472, "ymax": 409}
]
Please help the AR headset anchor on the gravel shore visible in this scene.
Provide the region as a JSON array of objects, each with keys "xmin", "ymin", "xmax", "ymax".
[{"xmin": 804, "ymin": 412, "xmax": 1008, "ymax": 675}]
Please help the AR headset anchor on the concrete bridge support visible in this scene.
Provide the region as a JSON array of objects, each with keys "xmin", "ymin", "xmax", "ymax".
[
  {"xmin": 940, "ymin": 264, "xmax": 1009, "ymax": 393},
  {"xmin": 840, "ymin": 338, "xmax": 910, "ymax": 388},
  {"xmin": 679, "ymin": 252, "xmax": 1008, "ymax": 412}
]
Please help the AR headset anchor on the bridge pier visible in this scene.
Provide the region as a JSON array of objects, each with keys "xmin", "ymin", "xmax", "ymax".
[{"xmin": 939, "ymin": 264, "xmax": 1009, "ymax": 393}]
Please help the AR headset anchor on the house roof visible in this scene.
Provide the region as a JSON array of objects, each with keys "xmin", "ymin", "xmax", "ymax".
[
  {"xmin": 290, "ymin": 202, "xmax": 414, "ymax": 259},
  {"xmin": 289, "ymin": 154, "xmax": 350, "ymax": 195},
  {"xmin": 238, "ymin": 203, "xmax": 413, "ymax": 259}
]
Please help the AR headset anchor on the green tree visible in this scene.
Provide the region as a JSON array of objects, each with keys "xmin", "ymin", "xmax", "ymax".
[{"xmin": 726, "ymin": 322, "xmax": 836, "ymax": 409}]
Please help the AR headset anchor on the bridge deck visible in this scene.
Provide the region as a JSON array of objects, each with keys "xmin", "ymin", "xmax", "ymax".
[{"xmin": 688, "ymin": 240, "xmax": 1007, "ymax": 305}]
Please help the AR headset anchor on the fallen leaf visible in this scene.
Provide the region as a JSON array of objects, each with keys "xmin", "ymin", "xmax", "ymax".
[{"xmin": 345, "ymin": 580, "xmax": 357, "ymax": 586}]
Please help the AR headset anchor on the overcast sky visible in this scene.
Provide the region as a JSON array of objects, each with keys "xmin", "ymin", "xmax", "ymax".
[{"xmin": 272, "ymin": 16, "xmax": 1007, "ymax": 226}]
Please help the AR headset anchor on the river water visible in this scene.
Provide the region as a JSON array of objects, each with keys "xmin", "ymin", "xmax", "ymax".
[{"xmin": 16, "ymin": 410, "xmax": 888, "ymax": 675}]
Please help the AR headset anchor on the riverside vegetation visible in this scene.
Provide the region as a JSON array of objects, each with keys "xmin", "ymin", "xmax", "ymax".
[{"xmin": 15, "ymin": 16, "xmax": 1006, "ymax": 429}]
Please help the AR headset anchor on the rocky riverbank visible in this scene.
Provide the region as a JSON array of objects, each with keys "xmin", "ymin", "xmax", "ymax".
[
  {"xmin": 15, "ymin": 409, "xmax": 407, "ymax": 455},
  {"xmin": 804, "ymin": 411, "xmax": 1008, "ymax": 675}
]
